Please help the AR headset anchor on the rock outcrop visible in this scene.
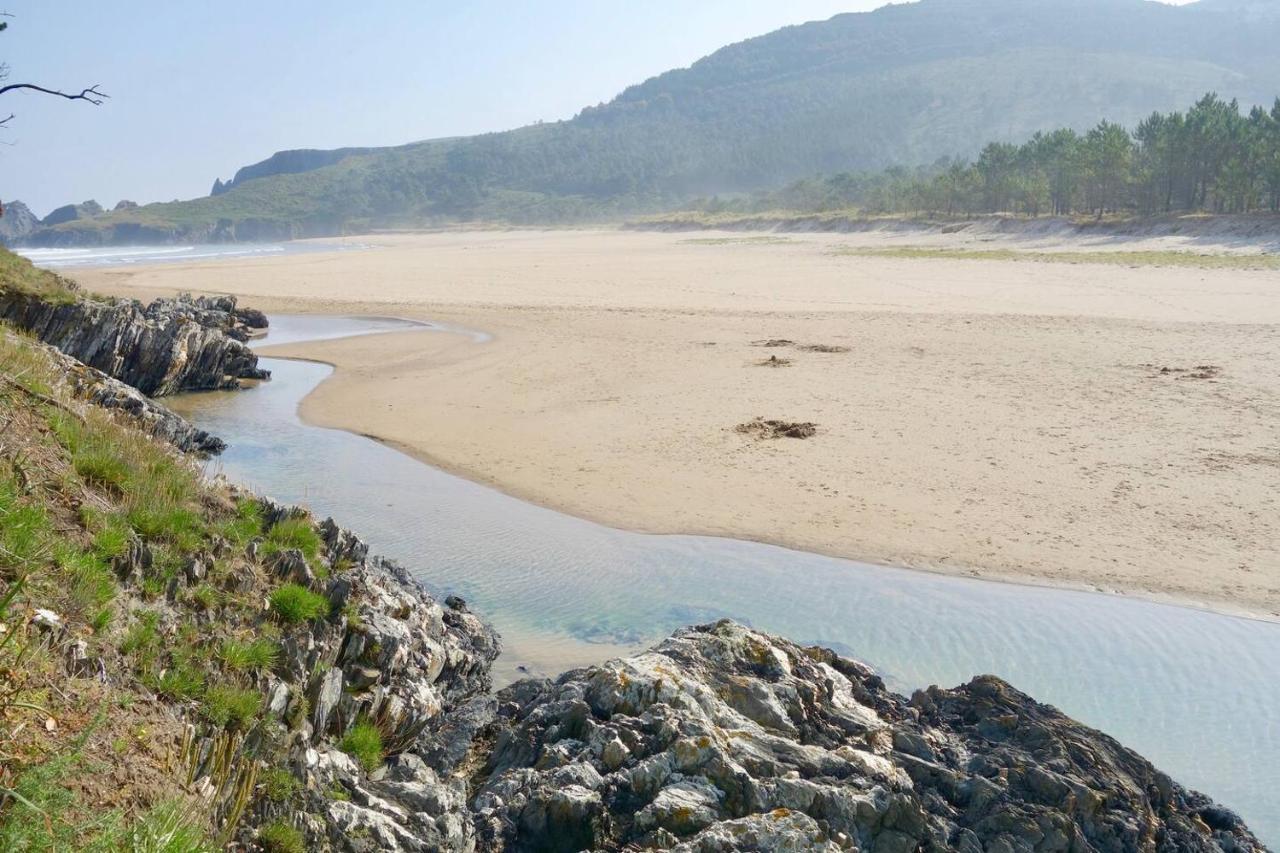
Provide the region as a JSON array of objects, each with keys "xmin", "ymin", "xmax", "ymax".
[
  {"xmin": 465, "ymin": 621, "xmax": 1263, "ymax": 853},
  {"xmin": 0, "ymin": 290, "xmax": 269, "ymax": 396},
  {"xmin": 41, "ymin": 199, "xmax": 104, "ymax": 227},
  {"xmin": 20, "ymin": 333, "xmax": 226, "ymax": 454},
  {"xmin": 205, "ymin": 500, "xmax": 502, "ymax": 851},
  {"xmin": 227, "ymin": 610, "xmax": 1264, "ymax": 851},
  {"xmin": 0, "ymin": 200, "xmax": 40, "ymax": 246}
]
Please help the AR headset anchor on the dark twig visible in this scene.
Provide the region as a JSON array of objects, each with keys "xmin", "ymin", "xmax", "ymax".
[{"xmin": 0, "ymin": 83, "xmax": 109, "ymax": 105}]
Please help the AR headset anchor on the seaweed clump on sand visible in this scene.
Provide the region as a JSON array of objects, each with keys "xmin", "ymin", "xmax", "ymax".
[{"xmin": 735, "ymin": 417, "xmax": 818, "ymax": 439}]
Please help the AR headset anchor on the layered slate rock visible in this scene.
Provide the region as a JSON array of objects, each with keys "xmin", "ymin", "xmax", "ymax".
[
  {"xmin": 129, "ymin": 499, "xmax": 506, "ymax": 851},
  {"xmin": 30, "ymin": 335, "xmax": 227, "ymax": 454},
  {"xmin": 469, "ymin": 620, "xmax": 1264, "ymax": 853},
  {"xmin": 0, "ymin": 290, "xmax": 269, "ymax": 396}
]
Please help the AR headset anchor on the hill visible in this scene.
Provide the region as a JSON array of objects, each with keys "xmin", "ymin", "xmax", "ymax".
[{"xmin": 20, "ymin": 0, "xmax": 1280, "ymax": 244}]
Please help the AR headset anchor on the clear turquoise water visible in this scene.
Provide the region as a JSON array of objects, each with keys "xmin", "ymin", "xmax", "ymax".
[{"xmin": 168, "ymin": 315, "xmax": 1280, "ymax": 844}]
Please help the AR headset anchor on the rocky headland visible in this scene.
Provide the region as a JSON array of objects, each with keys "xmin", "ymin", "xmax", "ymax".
[
  {"xmin": 0, "ymin": 288, "xmax": 269, "ymax": 396},
  {"xmin": 0, "ymin": 266, "xmax": 1267, "ymax": 851}
]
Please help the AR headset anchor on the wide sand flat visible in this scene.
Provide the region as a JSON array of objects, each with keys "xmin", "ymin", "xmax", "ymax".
[{"xmin": 79, "ymin": 230, "xmax": 1280, "ymax": 617}]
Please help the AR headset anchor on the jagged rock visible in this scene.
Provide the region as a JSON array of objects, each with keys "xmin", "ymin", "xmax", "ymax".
[
  {"xmin": 113, "ymin": 535, "xmax": 152, "ymax": 585},
  {"xmin": 677, "ymin": 809, "xmax": 850, "ymax": 851},
  {"xmin": 319, "ymin": 517, "xmax": 369, "ymax": 565},
  {"xmin": 225, "ymin": 503, "xmax": 502, "ymax": 852},
  {"xmin": 0, "ymin": 290, "xmax": 269, "ymax": 396},
  {"xmin": 270, "ymin": 548, "xmax": 315, "ymax": 586},
  {"xmin": 469, "ymin": 620, "xmax": 1266, "ymax": 852},
  {"xmin": 14, "ymin": 334, "xmax": 226, "ymax": 455},
  {"xmin": 0, "ymin": 200, "xmax": 39, "ymax": 246},
  {"xmin": 313, "ymin": 667, "xmax": 345, "ymax": 740}
]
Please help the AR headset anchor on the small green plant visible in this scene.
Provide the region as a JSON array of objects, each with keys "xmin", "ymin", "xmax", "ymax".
[
  {"xmin": 126, "ymin": 505, "xmax": 204, "ymax": 551},
  {"xmin": 261, "ymin": 767, "xmax": 300, "ymax": 803},
  {"xmin": 216, "ymin": 498, "xmax": 264, "ymax": 547},
  {"xmin": 269, "ymin": 584, "xmax": 330, "ymax": 624},
  {"xmin": 158, "ymin": 661, "xmax": 206, "ymax": 701},
  {"xmin": 262, "ymin": 517, "xmax": 322, "ymax": 561},
  {"xmin": 54, "ymin": 543, "xmax": 117, "ymax": 615},
  {"xmin": 121, "ymin": 611, "xmax": 161, "ymax": 656},
  {"xmin": 338, "ymin": 717, "xmax": 385, "ymax": 772},
  {"xmin": 200, "ymin": 684, "xmax": 261, "ymax": 729},
  {"xmin": 125, "ymin": 799, "xmax": 214, "ymax": 853},
  {"xmin": 91, "ymin": 514, "xmax": 133, "ymax": 561},
  {"xmin": 258, "ymin": 820, "xmax": 305, "ymax": 853},
  {"xmin": 73, "ymin": 448, "xmax": 129, "ymax": 493},
  {"xmin": 218, "ymin": 638, "xmax": 278, "ymax": 673},
  {"xmin": 0, "ymin": 474, "xmax": 53, "ymax": 576},
  {"xmin": 188, "ymin": 584, "xmax": 218, "ymax": 611},
  {"xmin": 90, "ymin": 606, "xmax": 113, "ymax": 633},
  {"xmin": 327, "ymin": 782, "xmax": 351, "ymax": 801},
  {"xmin": 140, "ymin": 576, "xmax": 166, "ymax": 601}
]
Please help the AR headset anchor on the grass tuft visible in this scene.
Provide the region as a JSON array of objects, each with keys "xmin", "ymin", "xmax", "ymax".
[
  {"xmin": 261, "ymin": 517, "xmax": 323, "ymax": 562},
  {"xmin": 215, "ymin": 498, "xmax": 264, "ymax": 547},
  {"xmin": 125, "ymin": 799, "xmax": 214, "ymax": 853},
  {"xmin": 269, "ymin": 583, "xmax": 330, "ymax": 624},
  {"xmin": 261, "ymin": 768, "xmax": 300, "ymax": 803},
  {"xmin": 218, "ymin": 637, "xmax": 278, "ymax": 673},
  {"xmin": 258, "ymin": 820, "xmax": 305, "ymax": 853},
  {"xmin": 338, "ymin": 717, "xmax": 385, "ymax": 772},
  {"xmin": 200, "ymin": 684, "xmax": 261, "ymax": 730}
]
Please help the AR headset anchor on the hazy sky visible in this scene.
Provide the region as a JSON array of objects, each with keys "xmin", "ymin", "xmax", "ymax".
[{"xmin": 3, "ymin": 0, "xmax": 1199, "ymax": 215}]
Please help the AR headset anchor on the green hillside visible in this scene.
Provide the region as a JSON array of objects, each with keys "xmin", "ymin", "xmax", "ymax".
[{"xmin": 24, "ymin": 0, "xmax": 1280, "ymax": 244}]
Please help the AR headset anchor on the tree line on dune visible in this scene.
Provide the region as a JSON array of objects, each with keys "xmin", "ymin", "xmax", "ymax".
[{"xmin": 694, "ymin": 94, "xmax": 1280, "ymax": 219}]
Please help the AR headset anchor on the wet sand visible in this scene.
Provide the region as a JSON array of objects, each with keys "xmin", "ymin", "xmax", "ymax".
[{"xmin": 78, "ymin": 229, "xmax": 1280, "ymax": 617}]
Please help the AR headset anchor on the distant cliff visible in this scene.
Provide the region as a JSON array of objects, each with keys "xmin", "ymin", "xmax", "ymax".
[
  {"xmin": 0, "ymin": 200, "xmax": 39, "ymax": 246},
  {"xmin": 41, "ymin": 199, "xmax": 104, "ymax": 227},
  {"xmin": 210, "ymin": 146, "xmax": 381, "ymax": 195}
]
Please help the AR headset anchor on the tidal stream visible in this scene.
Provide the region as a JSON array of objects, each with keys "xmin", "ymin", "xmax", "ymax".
[{"xmin": 169, "ymin": 314, "xmax": 1279, "ymax": 843}]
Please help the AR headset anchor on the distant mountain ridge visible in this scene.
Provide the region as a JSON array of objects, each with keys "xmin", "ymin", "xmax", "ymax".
[
  {"xmin": 18, "ymin": 0, "xmax": 1280, "ymax": 245},
  {"xmin": 209, "ymin": 146, "xmax": 382, "ymax": 196}
]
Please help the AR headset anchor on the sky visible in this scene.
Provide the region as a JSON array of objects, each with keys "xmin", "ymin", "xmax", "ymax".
[{"xmin": 2, "ymin": 0, "xmax": 1199, "ymax": 216}]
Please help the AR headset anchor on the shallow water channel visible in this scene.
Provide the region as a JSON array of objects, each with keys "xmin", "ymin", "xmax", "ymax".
[{"xmin": 168, "ymin": 314, "xmax": 1280, "ymax": 843}]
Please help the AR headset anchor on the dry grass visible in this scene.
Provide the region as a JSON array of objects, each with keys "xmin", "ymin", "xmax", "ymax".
[{"xmin": 0, "ymin": 246, "xmax": 80, "ymax": 304}]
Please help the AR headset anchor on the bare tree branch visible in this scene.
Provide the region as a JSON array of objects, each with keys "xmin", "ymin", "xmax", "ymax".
[{"xmin": 0, "ymin": 83, "xmax": 108, "ymax": 105}]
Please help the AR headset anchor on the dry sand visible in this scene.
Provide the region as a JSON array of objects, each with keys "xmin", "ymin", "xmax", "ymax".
[{"xmin": 78, "ymin": 229, "xmax": 1280, "ymax": 618}]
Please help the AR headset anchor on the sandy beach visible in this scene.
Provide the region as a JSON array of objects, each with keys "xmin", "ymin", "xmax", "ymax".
[{"xmin": 78, "ymin": 229, "xmax": 1280, "ymax": 617}]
